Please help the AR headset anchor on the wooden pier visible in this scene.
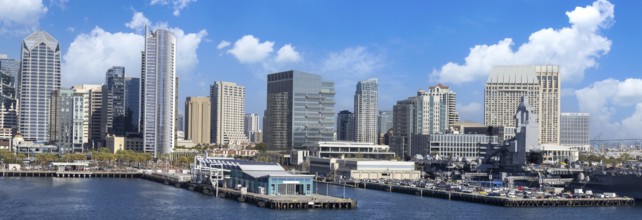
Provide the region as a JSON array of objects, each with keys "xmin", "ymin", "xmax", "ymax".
[
  {"xmin": 142, "ymin": 174, "xmax": 356, "ymax": 210},
  {"xmin": 355, "ymin": 182, "xmax": 635, "ymax": 208}
]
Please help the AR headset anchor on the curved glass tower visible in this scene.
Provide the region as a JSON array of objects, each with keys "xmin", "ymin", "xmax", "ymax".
[{"xmin": 141, "ymin": 28, "xmax": 176, "ymax": 157}]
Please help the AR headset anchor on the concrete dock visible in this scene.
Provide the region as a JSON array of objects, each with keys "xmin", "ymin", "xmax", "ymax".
[
  {"xmin": 142, "ymin": 174, "xmax": 356, "ymax": 210},
  {"xmin": 354, "ymin": 182, "xmax": 635, "ymax": 208},
  {"xmin": 1, "ymin": 170, "xmax": 141, "ymax": 178}
]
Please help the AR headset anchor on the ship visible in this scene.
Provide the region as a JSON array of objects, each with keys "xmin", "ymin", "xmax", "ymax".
[{"xmin": 572, "ymin": 169, "xmax": 642, "ymax": 200}]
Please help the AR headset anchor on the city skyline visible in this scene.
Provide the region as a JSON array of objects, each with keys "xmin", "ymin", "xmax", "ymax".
[{"xmin": 0, "ymin": 0, "xmax": 640, "ymax": 139}]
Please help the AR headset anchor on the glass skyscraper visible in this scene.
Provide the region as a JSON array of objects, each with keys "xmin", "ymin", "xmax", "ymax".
[
  {"xmin": 141, "ymin": 28, "xmax": 177, "ymax": 157},
  {"xmin": 0, "ymin": 55, "xmax": 18, "ymax": 138},
  {"xmin": 18, "ymin": 31, "xmax": 61, "ymax": 142},
  {"xmin": 125, "ymin": 77, "xmax": 140, "ymax": 133},
  {"xmin": 264, "ymin": 70, "xmax": 335, "ymax": 151},
  {"xmin": 103, "ymin": 66, "xmax": 126, "ymax": 136}
]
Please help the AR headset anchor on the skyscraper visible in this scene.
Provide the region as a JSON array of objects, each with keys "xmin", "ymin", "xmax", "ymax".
[
  {"xmin": 141, "ymin": 28, "xmax": 177, "ymax": 157},
  {"xmin": 484, "ymin": 66, "xmax": 560, "ymax": 144},
  {"xmin": 0, "ymin": 55, "xmax": 18, "ymax": 139},
  {"xmin": 125, "ymin": 77, "xmax": 140, "ymax": 133},
  {"xmin": 18, "ymin": 31, "xmax": 61, "ymax": 142},
  {"xmin": 415, "ymin": 84, "xmax": 458, "ymax": 135},
  {"xmin": 377, "ymin": 110, "xmax": 393, "ymax": 135},
  {"xmin": 185, "ymin": 96, "xmax": 210, "ymax": 144},
  {"xmin": 211, "ymin": 82, "xmax": 248, "ymax": 145},
  {"xmin": 50, "ymin": 89, "xmax": 86, "ymax": 153},
  {"xmin": 244, "ymin": 113, "xmax": 261, "ymax": 143},
  {"xmin": 560, "ymin": 112, "xmax": 590, "ymax": 151},
  {"xmin": 336, "ymin": 110, "xmax": 355, "ymax": 141},
  {"xmin": 428, "ymin": 84, "xmax": 458, "ymax": 125},
  {"xmin": 72, "ymin": 85, "xmax": 103, "ymax": 149},
  {"xmin": 102, "ymin": 66, "xmax": 126, "ymax": 136},
  {"xmin": 354, "ymin": 78, "xmax": 378, "ymax": 144},
  {"xmin": 177, "ymin": 114, "xmax": 184, "ymax": 133},
  {"xmin": 264, "ymin": 70, "xmax": 335, "ymax": 151}
]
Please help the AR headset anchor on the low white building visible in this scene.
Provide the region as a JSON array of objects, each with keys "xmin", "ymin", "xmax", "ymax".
[
  {"xmin": 305, "ymin": 141, "xmax": 395, "ymax": 160},
  {"xmin": 308, "ymin": 157, "xmax": 420, "ymax": 180},
  {"xmin": 540, "ymin": 144, "xmax": 579, "ymax": 164}
]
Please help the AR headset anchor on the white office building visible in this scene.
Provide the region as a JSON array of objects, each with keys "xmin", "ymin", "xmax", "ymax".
[
  {"xmin": 354, "ymin": 78, "xmax": 378, "ymax": 144},
  {"xmin": 560, "ymin": 112, "xmax": 590, "ymax": 152},
  {"xmin": 211, "ymin": 81, "xmax": 248, "ymax": 145}
]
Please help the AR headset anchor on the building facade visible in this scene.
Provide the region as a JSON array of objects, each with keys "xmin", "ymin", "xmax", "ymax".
[
  {"xmin": 0, "ymin": 55, "xmax": 18, "ymax": 138},
  {"xmin": 305, "ymin": 141, "xmax": 395, "ymax": 160},
  {"xmin": 560, "ymin": 112, "xmax": 590, "ymax": 151},
  {"xmin": 377, "ymin": 110, "xmax": 393, "ymax": 135},
  {"xmin": 336, "ymin": 110, "xmax": 355, "ymax": 141},
  {"xmin": 354, "ymin": 78, "xmax": 378, "ymax": 144},
  {"xmin": 49, "ymin": 89, "xmax": 86, "ymax": 153},
  {"xmin": 18, "ymin": 31, "xmax": 61, "ymax": 142},
  {"xmin": 244, "ymin": 113, "xmax": 262, "ymax": 143},
  {"xmin": 124, "ymin": 77, "xmax": 140, "ymax": 133},
  {"xmin": 185, "ymin": 96, "xmax": 211, "ymax": 144},
  {"xmin": 211, "ymin": 82, "xmax": 248, "ymax": 145},
  {"xmin": 71, "ymin": 85, "xmax": 103, "ymax": 149},
  {"xmin": 102, "ymin": 66, "xmax": 126, "ymax": 136},
  {"xmin": 390, "ymin": 97, "xmax": 417, "ymax": 159},
  {"xmin": 484, "ymin": 66, "xmax": 560, "ymax": 144},
  {"xmin": 141, "ymin": 28, "xmax": 177, "ymax": 157},
  {"xmin": 424, "ymin": 134, "xmax": 499, "ymax": 161},
  {"xmin": 264, "ymin": 70, "xmax": 335, "ymax": 151}
]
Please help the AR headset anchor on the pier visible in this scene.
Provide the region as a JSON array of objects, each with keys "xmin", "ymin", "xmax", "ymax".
[
  {"xmin": 142, "ymin": 173, "xmax": 356, "ymax": 210},
  {"xmin": 1, "ymin": 170, "xmax": 141, "ymax": 178},
  {"xmin": 354, "ymin": 182, "xmax": 635, "ymax": 208}
]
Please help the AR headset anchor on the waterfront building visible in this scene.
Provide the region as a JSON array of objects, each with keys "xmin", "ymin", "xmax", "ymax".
[
  {"xmin": 18, "ymin": 31, "xmax": 61, "ymax": 142},
  {"xmin": 102, "ymin": 66, "xmax": 126, "ymax": 136},
  {"xmin": 0, "ymin": 55, "xmax": 18, "ymax": 139},
  {"xmin": 560, "ymin": 112, "xmax": 590, "ymax": 152},
  {"xmin": 105, "ymin": 135, "xmax": 125, "ymax": 154},
  {"xmin": 336, "ymin": 110, "xmax": 355, "ymax": 141},
  {"xmin": 354, "ymin": 78, "xmax": 378, "ymax": 144},
  {"xmin": 193, "ymin": 157, "xmax": 315, "ymax": 196},
  {"xmin": 264, "ymin": 70, "xmax": 335, "ymax": 151},
  {"xmin": 141, "ymin": 28, "xmax": 177, "ymax": 157},
  {"xmin": 540, "ymin": 144, "xmax": 579, "ymax": 164},
  {"xmin": 72, "ymin": 85, "xmax": 103, "ymax": 149},
  {"xmin": 484, "ymin": 66, "xmax": 560, "ymax": 144},
  {"xmin": 244, "ymin": 113, "xmax": 262, "ymax": 143},
  {"xmin": 49, "ymin": 89, "xmax": 86, "ymax": 153},
  {"xmin": 421, "ymin": 134, "xmax": 499, "ymax": 161},
  {"xmin": 125, "ymin": 133, "xmax": 144, "ymax": 152},
  {"xmin": 185, "ymin": 96, "xmax": 211, "ymax": 144},
  {"xmin": 309, "ymin": 157, "xmax": 419, "ymax": 180},
  {"xmin": 304, "ymin": 141, "xmax": 395, "ymax": 160},
  {"xmin": 124, "ymin": 77, "xmax": 140, "ymax": 133},
  {"xmin": 211, "ymin": 82, "xmax": 248, "ymax": 145}
]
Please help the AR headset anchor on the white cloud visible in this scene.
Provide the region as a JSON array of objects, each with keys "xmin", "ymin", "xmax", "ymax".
[
  {"xmin": 216, "ymin": 40, "xmax": 230, "ymax": 49},
  {"xmin": 0, "ymin": 0, "xmax": 48, "ymax": 34},
  {"xmin": 275, "ymin": 44, "xmax": 302, "ymax": 63},
  {"xmin": 457, "ymin": 102, "xmax": 482, "ymax": 122},
  {"xmin": 150, "ymin": 0, "xmax": 196, "ymax": 16},
  {"xmin": 63, "ymin": 27, "xmax": 144, "ymax": 86},
  {"xmin": 63, "ymin": 15, "xmax": 207, "ymax": 86},
  {"xmin": 227, "ymin": 35, "xmax": 274, "ymax": 63},
  {"xmin": 125, "ymin": 11, "xmax": 151, "ymax": 33},
  {"xmin": 321, "ymin": 46, "xmax": 384, "ymax": 78},
  {"xmin": 431, "ymin": 0, "xmax": 614, "ymax": 84},
  {"xmin": 576, "ymin": 78, "xmax": 642, "ymax": 139}
]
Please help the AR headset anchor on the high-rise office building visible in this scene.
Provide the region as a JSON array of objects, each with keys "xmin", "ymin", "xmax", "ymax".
[
  {"xmin": 50, "ymin": 89, "xmax": 86, "ymax": 153},
  {"xmin": 390, "ymin": 97, "xmax": 417, "ymax": 159},
  {"xmin": 211, "ymin": 81, "xmax": 248, "ymax": 145},
  {"xmin": 484, "ymin": 66, "xmax": 560, "ymax": 144},
  {"xmin": 185, "ymin": 97, "xmax": 210, "ymax": 144},
  {"xmin": 428, "ymin": 84, "xmax": 459, "ymax": 125},
  {"xmin": 102, "ymin": 66, "xmax": 126, "ymax": 136},
  {"xmin": 0, "ymin": 55, "xmax": 18, "ymax": 139},
  {"xmin": 141, "ymin": 28, "xmax": 177, "ymax": 157},
  {"xmin": 264, "ymin": 70, "xmax": 335, "ymax": 151},
  {"xmin": 244, "ymin": 113, "xmax": 261, "ymax": 143},
  {"xmin": 336, "ymin": 110, "xmax": 355, "ymax": 141},
  {"xmin": 72, "ymin": 85, "xmax": 103, "ymax": 149},
  {"xmin": 378, "ymin": 110, "xmax": 393, "ymax": 135},
  {"xmin": 177, "ymin": 114, "xmax": 184, "ymax": 132},
  {"xmin": 415, "ymin": 84, "xmax": 458, "ymax": 135},
  {"xmin": 18, "ymin": 31, "xmax": 61, "ymax": 142},
  {"xmin": 354, "ymin": 78, "xmax": 378, "ymax": 144},
  {"xmin": 560, "ymin": 112, "xmax": 590, "ymax": 151},
  {"xmin": 125, "ymin": 77, "xmax": 140, "ymax": 133}
]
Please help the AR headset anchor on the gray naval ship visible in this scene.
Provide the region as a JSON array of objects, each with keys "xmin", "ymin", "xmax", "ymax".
[{"xmin": 574, "ymin": 165, "xmax": 642, "ymax": 200}]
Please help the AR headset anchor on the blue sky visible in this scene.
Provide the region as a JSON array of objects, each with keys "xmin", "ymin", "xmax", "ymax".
[{"xmin": 1, "ymin": 0, "xmax": 641, "ymax": 139}]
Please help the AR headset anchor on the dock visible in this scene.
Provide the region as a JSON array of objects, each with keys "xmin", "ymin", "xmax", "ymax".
[
  {"xmin": 1, "ymin": 170, "xmax": 141, "ymax": 178},
  {"xmin": 353, "ymin": 182, "xmax": 635, "ymax": 208},
  {"xmin": 141, "ymin": 174, "xmax": 356, "ymax": 210}
]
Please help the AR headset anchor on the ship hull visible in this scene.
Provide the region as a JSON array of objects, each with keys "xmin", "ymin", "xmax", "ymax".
[{"xmin": 573, "ymin": 174, "xmax": 642, "ymax": 200}]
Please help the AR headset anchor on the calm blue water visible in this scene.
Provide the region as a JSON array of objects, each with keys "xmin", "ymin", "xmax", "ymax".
[{"xmin": 0, "ymin": 177, "xmax": 640, "ymax": 220}]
